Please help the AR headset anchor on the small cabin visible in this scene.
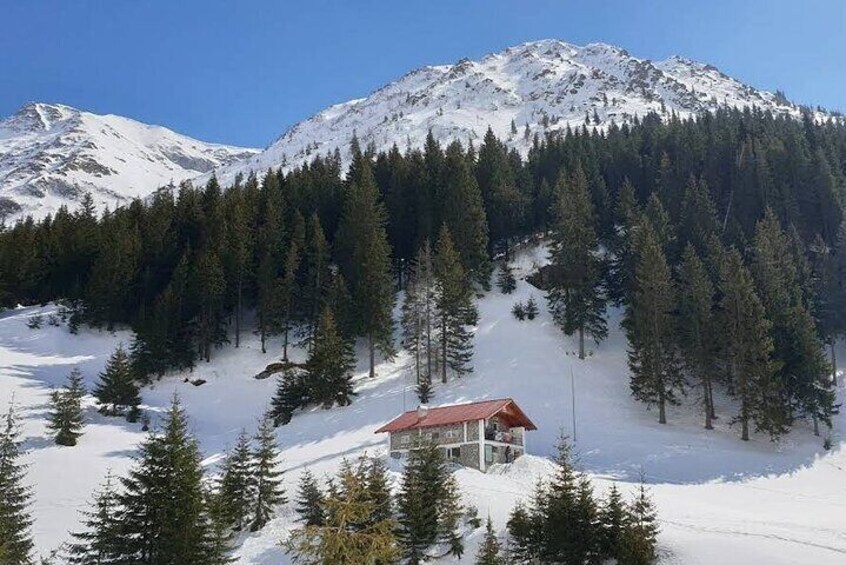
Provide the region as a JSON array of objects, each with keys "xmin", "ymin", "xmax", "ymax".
[{"xmin": 375, "ymin": 398, "xmax": 537, "ymax": 472}]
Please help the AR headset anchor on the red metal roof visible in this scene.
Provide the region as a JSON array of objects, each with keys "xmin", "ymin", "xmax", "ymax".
[{"xmin": 375, "ymin": 398, "xmax": 537, "ymax": 434}]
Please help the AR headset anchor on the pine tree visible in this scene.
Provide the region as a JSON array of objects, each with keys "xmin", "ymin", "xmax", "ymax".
[
  {"xmin": 619, "ymin": 482, "xmax": 659, "ymax": 565},
  {"xmin": 625, "ymin": 220, "xmax": 682, "ymax": 424},
  {"xmin": 434, "ymin": 225, "xmax": 477, "ymax": 383},
  {"xmin": 47, "ymin": 368, "xmax": 86, "ymax": 446},
  {"xmin": 285, "ymin": 460, "xmax": 398, "ymax": 565},
  {"xmin": 199, "ymin": 487, "xmax": 236, "ymax": 565},
  {"xmin": 335, "ymin": 157, "xmax": 395, "ymax": 379},
  {"xmin": 250, "ymin": 415, "xmax": 286, "ymax": 532},
  {"xmin": 402, "ymin": 241, "xmax": 438, "ymax": 393},
  {"xmin": 441, "ymin": 141, "xmax": 491, "ymax": 286},
  {"xmin": 0, "ymin": 403, "xmax": 34, "ymax": 565},
  {"xmin": 295, "ymin": 470, "xmax": 325, "ymax": 527},
  {"xmin": 608, "ymin": 177, "xmax": 640, "ymax": 305},
  {"xmin": 677, "ymin": 245, "xmax": 717, "ymax": 429},
  {"xmin": 547, "ymin": 166, "xmax": 607, "ymax": 359},
  {"xmin": 717, "ymin": 249, "xmax": 785, "ymax": 440},
  {"xmin": 495, "ymin": 262, "xmax": 517, "ymax": 294},
  {"xmin": 193, "ymin": 248, "xmax": 227, "ymax": 363},
  {"xmin": 218, "ymin": 430, "xmax": 255, "ymax": 532},
  {"xmin": 93, "ymin": 345, "xmax": 141, "ymax": 420},
  {"xmin": 752, "ymin": 209, "xmax": 834, "ymax": 433},
  {"xmin": 117, "ymin": 395, "xmax": 213, "ymax": 564},
  {"xmin": 598, "ymin": 484, "xmax": 628, "ymax": 560},
  {"xmin": 475, "ymin": 517, "xmax": 504, "ymax": 565},
  {"xmin": 67, "ymin": 472, "xmax": 124, "ymax": 564},
  {"xmin": 300, "ymin": 213, "xmax": 331, "ymax": 351},
  {"xmin": 397, "ymin": 443, "xmax": 464, "ymax": 563},
  {"xmin": 364, "ymin": 458, "xmax": 394, "ymax": 528},
  {"xmin": 269, "ymin": 368, "xmax": 309, "ymax": 426},
  {"xmin": 307, "ymin": 307, "xmax": 356, "ymax": 409},
  {"xmin": 278, "ymin": 239, "xmax": 301, "ymax": 361}
]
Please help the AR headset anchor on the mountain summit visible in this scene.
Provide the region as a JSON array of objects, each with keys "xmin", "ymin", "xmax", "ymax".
[
  {"xmin": 0, "ymin": 103, "xmax": 257, "ymax": 220},
  {"xmin": 205, "ymin": 39, "xmax": 817, "ymax": 186}
]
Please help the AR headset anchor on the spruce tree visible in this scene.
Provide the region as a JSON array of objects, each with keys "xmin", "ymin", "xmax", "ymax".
[
  {"xmin": 441, "ymin": 141, "xmax": 491, "ymax": 286},
  {"xmin": 335, "ymin": 157, "xmax": 395, "ymax": 379},
  {"xmin": 295, "ymin": 470, "xmax": 325, "ymax": 527},
  {"xmin": 397, "ymin": 443, "xmax": 464, "ymax": 563},
  {"xmin": 67, "ymin": 472, "xmax": 123, "ymax": 564},
  {"xmin": 364, "ymin": 457, "xmax": 394, "ymax": 528},
  {"xmin": 300, "ymin": 213, "xmax": 331, "ymax": 351},
  {"xmin": 547, "ymin": 166, "xmax": 607, "ymax": 359},
  {"xmin": 402, "ymin": 241, "xmax": 438, "ymax": 393},
  {"xmin": 598, "ymin": 484, "xmax": 628, "ymax": 560},
  {"xmin": 434, "ymin": 225, "xmax": 477, "ymax": 383},
  {"xmin": 475, "ymin": 517, "xmax": 504, "ymax": 565},
  {"xmin": 193, "ymin": 248, "xmax": 227, "ymax": 363},
  {"xmin": 625, "ymin": 220, "xmax": 682, "ymax": 424},
  {"xmin": 278, "ymin": 240, "xmax": 301, "ymax": 361},
  {"xmin": 93, "ymin": 345, "xmax": 141, "ymax": 420},
  {"xmin": 0, "ymin": 403, "xmax": 33, "ymax": 565},
  {"xmin": 307, "ymin": 307, "xmax": 356, "ymax": 409},
  {"xmin": 117, "ymin": 395, "xmax": 214, "ymax": 564},
  {"xmin": 47, "ymin": 367, "xmax": 86, "ymax": 446},
  {"xmin": 269, "ymin": 368, "xmax": 309, "ymax": 426},
  {"xmin": 677, "ymin": 245, "xmax": 717, "ymax": 429},
  {"xmin": 218, "ymin": 430, "xmax": 255, "ymax": 532},
  {"xmin": 752, "ymin": 209, "xmax": 834, "ymax": 433},
  {"xmin": 608, "ymin": 177, "xmax": 640, "ymax": 305},
  {"xmin": 250, "ymin": 415, "xmax": 286, "ymax": 532},
  {"xmin": 495, "ymin": 262, "xmax": 517, "ymax": 294},
  {"xmin": 620, "ymin": 482, "xmax": 659, "ymax": 565},
  {"xmin": 717, "ymin": 249, "xmax": 785, "ymax": 441}
]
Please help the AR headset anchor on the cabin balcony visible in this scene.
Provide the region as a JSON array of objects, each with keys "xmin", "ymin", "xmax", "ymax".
[{"xmin": 484, "ymin": 426, "xmax": 524, "ymax": 446}]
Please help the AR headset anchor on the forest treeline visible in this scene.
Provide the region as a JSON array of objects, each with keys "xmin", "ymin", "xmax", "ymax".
[{"xmin": 0, "ymin": 107, "xmax": 844, "ymax": 438}]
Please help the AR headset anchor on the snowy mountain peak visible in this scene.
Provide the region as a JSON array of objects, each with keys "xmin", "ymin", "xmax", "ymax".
[
  {"xmin": 203, "ymin": 39, "xmax": 818, "ymax": 187},
  {"xmin": 0, "ymin": 103, "xmax": 258, "ymax": 221}
]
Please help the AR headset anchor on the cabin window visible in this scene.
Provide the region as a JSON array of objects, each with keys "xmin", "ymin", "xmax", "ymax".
[
  {"xmin": 445, "ymin": 446, "xmax": 461, "ymax": 460},
  {"xmin": 400, "ymin": 435, "xmax": 410, "ymax": 445},
  {"xmin": 445, "ymin": 429, "xmax": 459, "ymax": 440},
  {"xmin": 485, "ymin": 444, "xmax": 494, "ymax": 464}
]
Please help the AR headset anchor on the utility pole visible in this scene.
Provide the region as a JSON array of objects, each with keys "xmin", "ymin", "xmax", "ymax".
[{"xmin": 570, "ymin": 365, "xmax": 577, "ymax": 443}]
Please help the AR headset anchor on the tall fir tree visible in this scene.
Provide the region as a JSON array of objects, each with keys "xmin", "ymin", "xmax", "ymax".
[
  {"xmin": 117, "ymin": 396, "xmax": 224, "ymax": 564},
  {"xmin": 0, "ymin": 403, "xmax": 34, "ymax": 565},
  {"xmin": 250, "ymin": 415, "xmax": 286, "ymax": 532},
  {"xmin": 677, "ymin": 245, "xmax": 718, "ymax": 429},
  {"xmin": 397, "ymin": 443, "xmax": 464, "ymax": 563},
  {"xmin": 335, "ymin": 157, "xmax": 395, "ymax": 378},
  {"xmin": 625, "ymin": 220, "xmax": 682, "ymax": 424},
  {"xmin": 306, "ymin": 307, "xmax": 356, "ymax": 409},
  {"xmin": 717, "ymin": 249, "xmax": 786, "ymax": 440},
  {"xmin": 547, "ymin": 166, "xmax": 608, "ymax": 359},
  {"xmin": 218, "ymin": 430, "xmax": 256, "ymax": 532},
  {"xmin": 402, "ymin": 241, "xmax": 438, "ymax": 394},
  {"xmin": 434, "ymin": 226, "xmax": 477, "ymax": 383},
  {"xmin": 441, "ymin": 141, "xmax": 491, "ymax": 286}
]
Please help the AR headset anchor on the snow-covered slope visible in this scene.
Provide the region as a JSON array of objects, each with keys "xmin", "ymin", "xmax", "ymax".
[
  {"xmin": 0, "ymin": 103, "xmax": 258, "ymax": 221},
  {"xmin": 3, "ymin": 242, "xmax": 846, "ymax": 563},
  {"xmin": 205, "ymin": 40, "xmax": 820, "ymax": 186}
]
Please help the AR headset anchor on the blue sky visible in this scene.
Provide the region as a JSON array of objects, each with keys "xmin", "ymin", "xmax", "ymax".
[{"xmin": 1, "ymin": 1, "xmax": 843, "ymax": 148}]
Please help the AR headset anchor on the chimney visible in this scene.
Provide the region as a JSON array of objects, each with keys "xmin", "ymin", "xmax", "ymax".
[{"xmin": 417, "ymin": 404, "xmax": 429, "ymax": 421}]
